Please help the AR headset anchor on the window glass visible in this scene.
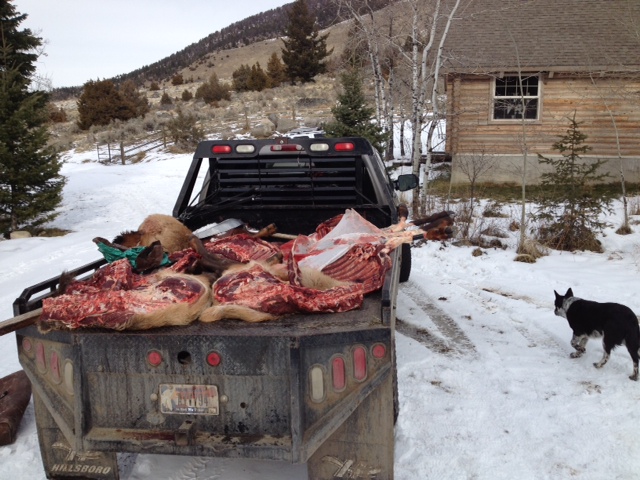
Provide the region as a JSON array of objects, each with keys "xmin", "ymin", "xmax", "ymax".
[{"xmin": 493, "ymin": 75, "xmax": 539, "ymax": 120}]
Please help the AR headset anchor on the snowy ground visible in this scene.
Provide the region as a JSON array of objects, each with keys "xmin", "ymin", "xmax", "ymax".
[{"xmin": 2, "ymin": 148, "xmax": 640, "ymax": 479}]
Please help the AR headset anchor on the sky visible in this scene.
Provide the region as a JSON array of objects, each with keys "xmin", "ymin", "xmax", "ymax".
[
  {"xmin": 12, "ymin": 0, "xmax": 293, "ymax": 89},
  {"xmin": 2, "ymin": 132, "xmax": 640, "ymax": 478}
]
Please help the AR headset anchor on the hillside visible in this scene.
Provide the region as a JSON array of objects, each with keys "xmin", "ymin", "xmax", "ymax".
[
  {"xmin": 49, "ymin": 1, "xmax": 410, "ymax": 155},
  {"xmin": 52, "ymin": 0, "xmax": 394, "ymax": 99}
]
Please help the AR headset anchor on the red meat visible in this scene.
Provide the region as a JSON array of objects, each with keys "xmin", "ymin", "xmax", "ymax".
[{"xmin": 40, "ymin": 260, "xmax": 211, "ymax": 331}]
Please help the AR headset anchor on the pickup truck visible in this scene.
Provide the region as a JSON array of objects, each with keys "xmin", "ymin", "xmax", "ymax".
[{"xmin": 9, "ymin": 137, "xmax": 418, "ymax": 479}]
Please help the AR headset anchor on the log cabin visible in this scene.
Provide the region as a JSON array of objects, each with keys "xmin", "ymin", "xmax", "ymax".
[{"xmin": 441, "ymin": 0, "xmax": 640, "ymax": 184}]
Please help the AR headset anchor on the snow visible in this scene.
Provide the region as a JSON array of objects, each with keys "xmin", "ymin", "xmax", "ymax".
[{"xmin": 2, "ymin": 148, "xmax": 640, "ymax": 479}]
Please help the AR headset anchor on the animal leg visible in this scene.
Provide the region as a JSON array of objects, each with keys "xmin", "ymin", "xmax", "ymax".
[
  {"xmin": 593, "ymin": 351, "xmax": 610, "ymax": 369},
  {"xmin": 626, "ymin": 343, "xmax": 640, "ymax": 381},
  {"xmin": 594, "ymin": 339, "xmax": 613, "ymax": 369},
  {"xmin": 570, "ymin": 334, "xmax": 588, "ymax": 358}
]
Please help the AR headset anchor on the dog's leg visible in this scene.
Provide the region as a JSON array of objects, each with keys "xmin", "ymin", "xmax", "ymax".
[
  {"xmin": 627, "ymin": 344, "xmax": 640, "ymax": 381},
  {"xmin": 570, "ymin": 334, "xmax": 588, "ymax": 358},
  {"xmin": 594, "ymin": 338, "xmax": 613, "ymax": 370},
  {"xmin": 594, "ymin": 351, "xmax": 610, "ymax": 369}
]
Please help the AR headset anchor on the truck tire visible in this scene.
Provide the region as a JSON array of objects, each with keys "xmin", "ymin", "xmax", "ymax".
[{"xmin": 399, "ymin": 243, "xmax": 411, "ymax": 283}]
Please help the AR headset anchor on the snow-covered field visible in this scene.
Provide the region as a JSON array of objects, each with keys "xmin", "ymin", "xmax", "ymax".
[{"xmin": 2, "ymin": 148, "xmax": 640, "ymax": 479}]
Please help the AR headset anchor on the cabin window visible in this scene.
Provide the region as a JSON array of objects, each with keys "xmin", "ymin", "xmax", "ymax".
[{"xmin": 492, "ymin": 75, "xmax": 539, "ymax": 120}]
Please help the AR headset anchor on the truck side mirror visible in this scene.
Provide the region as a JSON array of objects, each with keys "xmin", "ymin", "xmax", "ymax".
[{"xmin": 395, "ymin": 174, "xmax": 419, "ymax": 191}]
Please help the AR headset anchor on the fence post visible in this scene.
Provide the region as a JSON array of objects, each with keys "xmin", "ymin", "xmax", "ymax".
[{"xmin": 120, "ymin": 135, "xmax": 125, "ymax": 165}]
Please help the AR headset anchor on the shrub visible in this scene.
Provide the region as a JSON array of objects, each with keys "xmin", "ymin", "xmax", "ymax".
[
  {"xmin": 534, "ymin": 113, "xmax": 612, "ymax": 252},
  {"xmin": 171, "ymin": 74, "xmax": 184, "ymax": 86}
]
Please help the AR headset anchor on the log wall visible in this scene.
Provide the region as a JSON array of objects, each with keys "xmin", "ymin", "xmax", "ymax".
[{"xmin": 445, "ymin": 73, "xmax": 640, "ymax": 183}]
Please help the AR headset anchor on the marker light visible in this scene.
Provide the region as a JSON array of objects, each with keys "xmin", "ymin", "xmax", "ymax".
[
  {"xmin": 147, "ymin": 350, "xmax": 163, "ymax": 367},
  {"xmin": 372, "ymin": 343, "xmax": 387, "ymax": 359},
  {"xmin": 36, "ymin": 342, "xmax": 46, "ymax": 373},
  {"xmin": 212, "ymin": 145, "xmax": 232, "ymax": 154},
  {"xmin": 334, "ymin": 142, "xmax": 355, "ymax": 152},
  {"xmin": 63, "ymin": 360, "xmax": 74, "ymax": 396},
  {"xmin": 309, "ymin": 365, "xmax": 325, "ymax": 402},
  {"xmin": 207, "ymin": 351, "xmax": 221, "ymax": 367},
  {"xmin": 310, "ymin": 143, "xmax": 330, "ymax": 152},
  {"xmin": 271, "ymin": 144, "xmax": 303, "ymax": 152},
  {"xmin": 353, "ymin": 346, "xmax": 367, "ymax": 381},
  {"xmin": 50, "ymin": 350, "xmax": 61, "ymax": 384},
  {"xmin": 332, "ymin": 356, "xmax": 346, "ymax": 391},
  {"xmin": 235, "ymin": 145, "xmax": 255, "ymax": 153}
]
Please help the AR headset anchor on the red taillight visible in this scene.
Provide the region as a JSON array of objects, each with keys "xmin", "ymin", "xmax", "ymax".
[
  {"xmin": 334, "ymin": 142, "xmax": 355, "ymax": 152},
  {"xmin": 332, "ymin": 356, "xmax": 346, "ymax": 391},
  {"xmin": 206, "ymin": 351, "xmax": 221, "ymax": 367},
  {"xmin": 372, "ymin": 343, "xmax": 387, "ymax": 359},
  {"xmin": 212, "ymin": 145, "xmax": 232, "ymax": 154},
  {"xmin": 147, "ymin": 350, "xmax": 163, "ymax": 367},
  {"xmin": 353, "ymin": 346, "xmax": 367, "ymax": 381},
  {"xmin": 50, "ymin": 351, "xmax": 61, "ymax": 383},
  {"xmin": 36, "ymin": 342, "xmax": 46, "ymax": 373}
]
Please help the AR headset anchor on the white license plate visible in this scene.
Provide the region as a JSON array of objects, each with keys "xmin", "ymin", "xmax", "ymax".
[{"xmin": 159, "ymin": 384, "xmax": 219, "ymax": 415}]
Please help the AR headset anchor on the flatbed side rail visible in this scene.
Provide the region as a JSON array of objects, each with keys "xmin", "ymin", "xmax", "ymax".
[{"xmin": 13, "ymin": 258, "xmax": 107, "ymax": 316}]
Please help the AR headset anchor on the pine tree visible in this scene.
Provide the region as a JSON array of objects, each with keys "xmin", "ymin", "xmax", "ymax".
[
  {"xmin": 281, "ymin": 0, "xmax": 333, "ymax": 84},
  {"xmin": 266, "ymin": 52, "xmax": 286, "ymax": 88},
  {"xmin": 195, "ymin": 73, "xmax": 231, "ymax": 105},
  {"xmin": 0, "ymin": 1, "xmax": 65, "ymax": 233},
  {"xmin": 535, "ymin": 113, "xmax": 612, "ymax": 252},
  {"xmin": 324, "ymin": 69, "xmax": 387, "ymax": 153},
  {"xmin": 247, "ymin": 63, "xmax": 268, "ymax": 92},
  {"xmin": 232, "ymin": 64, "xmax": 252, "ymax": 92}
]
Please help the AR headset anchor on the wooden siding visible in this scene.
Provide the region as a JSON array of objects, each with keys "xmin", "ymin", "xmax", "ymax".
[{"xmin": 445, "ymin": 74, "xmax": 640, "ymax": 158}]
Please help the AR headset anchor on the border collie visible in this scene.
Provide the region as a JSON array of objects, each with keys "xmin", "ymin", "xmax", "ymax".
[{"xmin": 554, "ymin": 288, "xmax": 640, "ymax": 381}]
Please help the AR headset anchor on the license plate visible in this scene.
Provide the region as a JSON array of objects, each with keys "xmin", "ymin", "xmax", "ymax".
[{"xmin": 159, "ymin": 384, "xmax": 219, "ymax": 415}]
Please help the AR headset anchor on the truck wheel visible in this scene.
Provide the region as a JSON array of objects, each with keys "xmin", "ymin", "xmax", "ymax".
[{"xmin": 399, "ymin": 243, "xmax": 411, "ymax": 283}]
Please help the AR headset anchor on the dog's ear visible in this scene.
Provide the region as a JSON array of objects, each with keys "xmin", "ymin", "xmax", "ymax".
[
  {"xmin": 554, "ymin": 290, "xmax": 560, "ymax": 298},
  {"xmin": 566, "ymin": 287, "xmax": 573, "ymax": 297}
]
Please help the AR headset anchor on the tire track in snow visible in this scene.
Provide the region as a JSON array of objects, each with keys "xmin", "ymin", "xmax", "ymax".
[{"xmin": 397, "ymin": 280, "xmax": 477, "ymax": 357}]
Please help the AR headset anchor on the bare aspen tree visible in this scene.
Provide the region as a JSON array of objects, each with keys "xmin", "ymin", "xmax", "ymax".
[
  {"xmin": 402, "ymin": 0, "xmax": 462, "ymax": 215},
  {"xmin": 335, "ymin": 0, "xmax": 392, "ymax": 155},
  {"xmin": 505, "ymin": 27, "xmax": 532, "ymax": 254},
  {"xmin": 588, "ymin": 74, "xmax": 631, "ymax": 233}
]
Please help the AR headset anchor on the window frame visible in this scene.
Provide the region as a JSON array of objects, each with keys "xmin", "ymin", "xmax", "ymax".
[{"xmin": 491, "ymin": 74, "xmax": 542, "ymax": 122}]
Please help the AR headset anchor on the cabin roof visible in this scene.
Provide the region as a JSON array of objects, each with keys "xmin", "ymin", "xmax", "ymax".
[{"xmin": 442, "ymin": 0, "xmax": 640, "ymax": 74}]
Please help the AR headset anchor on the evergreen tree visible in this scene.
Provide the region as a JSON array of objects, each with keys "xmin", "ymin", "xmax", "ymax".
[
  {"xmin": 324, "ymin": 69, "xmax": 387, "ymax": 153},
  {"xmin": 266, "ymin": 52, "xmax": 286, "ymax": 87},
  {"xmin": 232, "ymin": 64, "xmax": 252, "ymax": 92},
  {"xmin": 247, "ymin": 63, "xmax": 268, "ymax": 92},
  {"xmin": 281, "ymin": 0, "xmax": 333, "ymax": 84},
  {"xmin": 195, "ymin": 73, "xmax": 231, "ymax": 104},
  {"xmin": 166, "ymin": 108, "xmax": 203, "ymax": 150},
  {"xmin": 77, "ymin": 79, "xmax": 141, "ymax": 130},
  {"xmin": 0, "ymin": 1, "xmax": 65, "ymax": 233},
  {"xmin": 119, "ymin": 79, "xmax": 149, "ymax": 118},
  {"xmin": 535, "ymin": 113, "xmax": 612, "ymax": 252}
]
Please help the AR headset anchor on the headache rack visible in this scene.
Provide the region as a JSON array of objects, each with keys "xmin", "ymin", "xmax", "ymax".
[
  {"xmin": 212, "ymin": 154, "xmax": 361, "ymax": 205},
  {"xmin": 174, "ymin": 138, "xmax": 395, "ymax": 234}
]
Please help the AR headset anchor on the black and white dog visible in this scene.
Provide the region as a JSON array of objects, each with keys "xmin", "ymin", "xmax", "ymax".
[{"xmin": 554, "ymin": 288, "xmax": 640, "ymax": 381}]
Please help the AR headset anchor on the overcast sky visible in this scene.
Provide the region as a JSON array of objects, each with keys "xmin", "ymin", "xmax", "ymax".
[{"xmin": 13, "ymin": 0, "xmax": 293, "ymax": 88}]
